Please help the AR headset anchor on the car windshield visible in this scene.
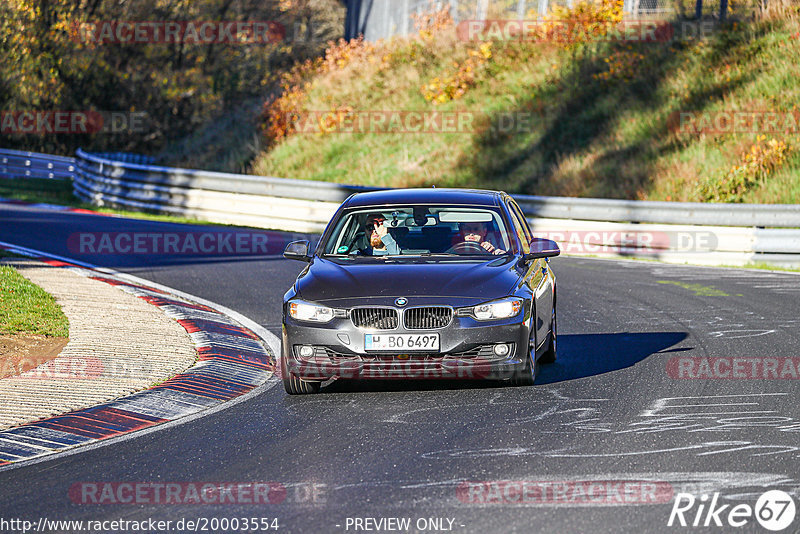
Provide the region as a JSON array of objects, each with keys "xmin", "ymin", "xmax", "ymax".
[{"xmin": 321, "ymin": 206, "xmax": 512, "ymax": 257}]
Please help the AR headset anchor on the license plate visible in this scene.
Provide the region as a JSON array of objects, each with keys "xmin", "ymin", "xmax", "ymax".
[{"xmin": 365, "ymin": 333, "xmax": 439, "ymax": 352}]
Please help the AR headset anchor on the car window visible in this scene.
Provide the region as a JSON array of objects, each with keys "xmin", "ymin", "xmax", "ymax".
[
  {"xmin": 321, "ymin": 206, "xmax": 512, "ymax": 257},
  {"xmin": 509, "ymin": 200, "xmax": 534, "ymax": 241},
  {"xmin": 506, "ymin": 201, "xmax": 531, "ymax": 254}
]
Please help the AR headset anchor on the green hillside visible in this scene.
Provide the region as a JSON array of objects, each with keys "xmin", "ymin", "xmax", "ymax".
[{"xmin": 252, "ymin": 2, "xmax": 800, "ymax": 203}]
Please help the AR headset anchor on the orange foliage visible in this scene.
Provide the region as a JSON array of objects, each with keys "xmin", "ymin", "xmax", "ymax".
[{"xmin": 420, "ymin": 43, "xmax": 493, "ymax": 105}]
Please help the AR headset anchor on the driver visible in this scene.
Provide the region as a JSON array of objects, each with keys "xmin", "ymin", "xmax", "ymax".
[
  {"xmin": 362, "ymin": 213, "xmax": 400, "ymax": 256},
  {"xmin": 456, "ymin": 222, "xmax": 506, "ymax": 255}
]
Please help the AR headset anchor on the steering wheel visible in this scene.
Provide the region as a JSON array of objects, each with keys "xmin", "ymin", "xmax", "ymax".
[{"xmin": 446, "ymin": 241, "xmax": 486, "ymax": 254}]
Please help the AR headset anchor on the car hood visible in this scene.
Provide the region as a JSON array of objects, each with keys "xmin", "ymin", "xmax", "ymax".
[{"xmin": 295, "ymin": 256, "xmax": 522, "ymax": 306}]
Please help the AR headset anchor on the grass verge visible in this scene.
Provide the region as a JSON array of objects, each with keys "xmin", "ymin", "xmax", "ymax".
[{"xmin": 0, "ymin": 262, "xmax": 69, "ymax": 338}]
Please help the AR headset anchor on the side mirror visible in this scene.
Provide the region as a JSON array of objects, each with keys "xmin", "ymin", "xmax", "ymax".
[
  {"xmin": 519, "ymin": 238, "xmax": 560, "ymax": 265},
  {"xmin": 283, "ymin": 240, "xmax": 312, "ymax": 262}
]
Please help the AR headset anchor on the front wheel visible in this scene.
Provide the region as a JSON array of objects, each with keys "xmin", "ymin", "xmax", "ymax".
[
  {"xmin": 281, "ymin": 354, "xmax": 322, "ymax": 395},
  {"xmin": 510, "ymin": 334, "xmax": 538, "ymax": 387},
  {"xmin": 539, "ymin": 307, "xmax": 557, "ymax": 364}
]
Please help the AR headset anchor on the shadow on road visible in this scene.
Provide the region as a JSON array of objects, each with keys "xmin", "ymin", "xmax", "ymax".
[
  {"xmin": 537, "ymin": 331, "xmax": 688, "ymax": 384},
  {"xmin": 307, "ymin": 331, "xmax": 688, "ymax": 394}
]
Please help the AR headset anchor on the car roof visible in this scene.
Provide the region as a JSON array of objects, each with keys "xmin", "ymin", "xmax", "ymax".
[{"xmin": 343, "ymin": 188, "xmax": 505, "ymax": 208}]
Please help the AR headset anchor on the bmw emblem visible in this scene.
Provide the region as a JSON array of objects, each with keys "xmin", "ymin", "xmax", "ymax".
[{"xmin": 395, "ymin": 297, "xmax": 408, "ymax": 307}]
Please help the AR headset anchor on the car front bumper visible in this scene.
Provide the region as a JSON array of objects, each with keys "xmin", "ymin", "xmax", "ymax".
[{"xmin": 282, "ymin": 313, "xmax": 532, "ymax": 381}]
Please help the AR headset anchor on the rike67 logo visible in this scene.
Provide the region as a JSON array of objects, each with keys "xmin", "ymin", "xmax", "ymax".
[{"xmin": 668, "ymin": 490, "xmax": 796, "ymax": 531}]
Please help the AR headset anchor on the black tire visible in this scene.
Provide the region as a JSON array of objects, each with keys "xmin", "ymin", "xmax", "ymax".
[
  {"xmin": 510, "ymin": 332, "xmax": 538, "ymax": 387},
  {"xmin": 281, "ymin": 354, "xmax": 321, "ymax": 395},
  {"xmin": 539, "ymin": 306, "xmax": 557, "ymax": 364}
]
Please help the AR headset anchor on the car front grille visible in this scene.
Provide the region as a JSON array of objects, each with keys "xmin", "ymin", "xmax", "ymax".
[
  {"xmin": 351, "ymin": 307, "xmax": 398, "ymax": 330},
  {"xmin": 404, "ymin": 306, "xmax": 453, "ymax": 329}
]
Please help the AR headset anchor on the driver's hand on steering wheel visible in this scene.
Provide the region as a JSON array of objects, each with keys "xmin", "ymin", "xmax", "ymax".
[{"xmin": 481, "ymin": 241, "xmax": 505, "ymax": 255}]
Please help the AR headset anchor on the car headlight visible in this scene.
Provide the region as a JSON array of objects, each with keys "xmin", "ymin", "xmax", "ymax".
[
  {"xmin": 288, "ymin": 300, "xmax": 335, "ymax": 323},
  {"xmin": 471, "ymin": 297, "xmax": 522, "ymax": 321}
]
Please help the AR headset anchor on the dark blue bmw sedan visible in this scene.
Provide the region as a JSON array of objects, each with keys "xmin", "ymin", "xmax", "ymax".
[{"xmin": 281, "ymin": 188, "xmax": 559, "ymax": 394}]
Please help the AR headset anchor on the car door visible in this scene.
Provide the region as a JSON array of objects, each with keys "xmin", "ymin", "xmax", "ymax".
[{"xmin": 507, "ymin": 199, "xmax": 553, "ymax": 349}]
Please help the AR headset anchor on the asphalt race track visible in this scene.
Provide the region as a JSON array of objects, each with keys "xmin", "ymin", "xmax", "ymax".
[{"xmin": 1, "ymin": 202, "xmax": 799, "ymax": 533}]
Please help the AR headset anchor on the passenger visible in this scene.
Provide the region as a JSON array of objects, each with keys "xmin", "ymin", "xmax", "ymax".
[{"xmin": 455, "ymin": 221, "xmax": 506, "ymax": 255}]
